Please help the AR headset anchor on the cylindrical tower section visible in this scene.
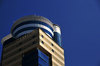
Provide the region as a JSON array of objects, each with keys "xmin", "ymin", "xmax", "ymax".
[
  {"xmin": 11, "ymin": 15, "xmax": 54, "ymax": 38},
  {"xmin": 53, "ymin": 24, "xmax": 62, "ymax": 46}
]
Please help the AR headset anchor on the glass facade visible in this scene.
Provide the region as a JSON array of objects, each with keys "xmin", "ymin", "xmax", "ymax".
[
  {"xmin": 22, "ymin": 49, "xmax": 49, "ymax": 66},
  {"xmin": 11, "ymin": 20, "xmax": 54, "ymax": 38},
  {"xmin": 38, "ymin": 50, "xmax": 49, "ymax": 66},
  {"xmin": 22, "ymin": 50, "xmax": 38, "ymax": 66}
]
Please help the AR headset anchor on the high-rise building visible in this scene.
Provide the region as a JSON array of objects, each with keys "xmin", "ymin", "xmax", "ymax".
[{"xmin": 1, "ymin": 15, "xmax": 65, "ymax": 66}]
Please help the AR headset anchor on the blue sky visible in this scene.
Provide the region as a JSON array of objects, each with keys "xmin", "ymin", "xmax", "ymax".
[{"xmin": 0, "ymin": 0, "xmax": 100, "ymax": 66}]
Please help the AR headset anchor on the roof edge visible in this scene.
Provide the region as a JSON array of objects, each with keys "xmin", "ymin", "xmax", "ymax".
[{"xmin": 1, "ymin": 34, "xmax": 13, "ymax": 44}]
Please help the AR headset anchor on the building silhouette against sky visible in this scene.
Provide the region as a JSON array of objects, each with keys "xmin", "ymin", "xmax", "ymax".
[{"xmin": 1, "ymin": 15, "xmax": 65, "ymax": 66}]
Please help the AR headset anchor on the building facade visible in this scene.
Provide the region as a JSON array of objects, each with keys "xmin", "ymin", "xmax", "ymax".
[{"xmin": 1, "ymin": 15, "xmax": 65, "ymax": 66}]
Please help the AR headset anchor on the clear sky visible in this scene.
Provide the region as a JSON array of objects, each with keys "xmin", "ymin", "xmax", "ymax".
[{"xmin": 0, "ymin": 0, "xmax": 100, "ymax": 66}]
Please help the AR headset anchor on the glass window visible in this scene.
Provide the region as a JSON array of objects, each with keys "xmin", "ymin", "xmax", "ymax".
[
  {"xmin": 52, "ymin": 49, "xmax": 54, "ymax": 52},
  {"xmin": 51, "ymin": 43, "xmax": 54, "ymax": 46},
  {"xmin": 41, "ymin": 41, "xmax": 44, "ymax": 44},
  {"xmin": 38, "ymin": 50, "xmax": 49, "ymax": 63},
  {"xmin": 38, "ymin": 57, "xmax": 49, "ymax": 66},
  {"xmin": 41, "ymin": 35, "xmax": 44, "ymax": 38}
]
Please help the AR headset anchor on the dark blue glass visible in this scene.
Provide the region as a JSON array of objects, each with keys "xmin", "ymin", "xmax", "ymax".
[
  {"xmin": 38, "ymin": 50, "xmax": 49, "ymax": 63},
  {"xmin": 38, "ymin": 57, "xmax": 49, "ymax": 66},
  {"xmin": 53, "ymin": 32, "xmax": 62, "ymax": 47}
]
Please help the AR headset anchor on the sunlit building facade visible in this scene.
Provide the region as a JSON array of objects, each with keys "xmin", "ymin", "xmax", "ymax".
[{"xmin": 1, "ymin": 15, "xmax": 65, "ymax": 66}]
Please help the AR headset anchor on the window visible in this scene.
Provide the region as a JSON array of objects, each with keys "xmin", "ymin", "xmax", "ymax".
[
  {"xmin": 51, "ymin": 43, "xmax": 54, "ymax": 46},
  {"xmin": 39, "ymin": 57, "xmax": 49, "ymax": 66},
  {"xmin": 52, "ymin": 49, "xmax": 54, "ymax": 52},
  {"xmin": 41, "ymin": 41, "xmax": 44, "ymax": 44},
  {"xmin": 41, "ymin": 35, "xmax": 44, "ymax": 38},
  {"xmin": 38, "ymin": 50, "xmax": 49, "ymax": 63}
]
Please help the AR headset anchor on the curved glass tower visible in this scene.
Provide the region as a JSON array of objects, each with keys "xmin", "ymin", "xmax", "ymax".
[{"xmin": 11, "ymin": 15, "xmax": 54, "ymax": 38}]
